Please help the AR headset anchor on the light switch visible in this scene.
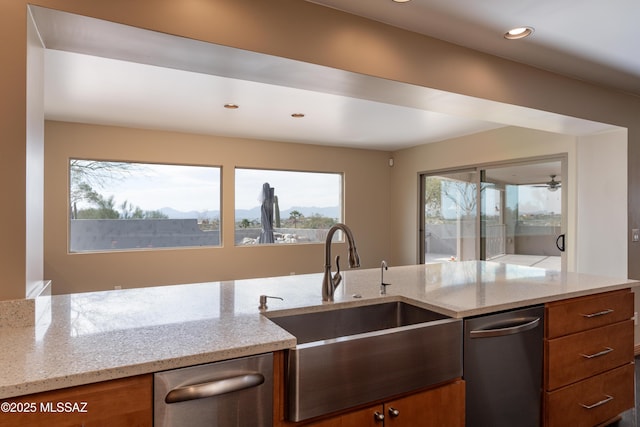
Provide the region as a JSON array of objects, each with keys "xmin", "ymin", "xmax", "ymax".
[{"xmin": 633, "ymin": 229, "xmax": 640, "ymax": 242}]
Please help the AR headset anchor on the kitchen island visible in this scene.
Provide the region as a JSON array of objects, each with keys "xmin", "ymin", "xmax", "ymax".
[{"xmin": 0, "ymin": 261, "xmax": 637, "ymax": 401}]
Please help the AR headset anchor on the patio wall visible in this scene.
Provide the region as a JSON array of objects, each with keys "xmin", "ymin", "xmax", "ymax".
[{"xmin": 425, "ymin": 223, "xmax": 562, "ymax": 257}]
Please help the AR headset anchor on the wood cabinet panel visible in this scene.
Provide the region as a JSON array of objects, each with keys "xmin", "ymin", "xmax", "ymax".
[
  {"xmin": 545, "ymin": 289, "xmax": 633, "ymax": 339},
  {"xmin": 385, "ymin": 380, "xmax": 465, "ymax": 427},
  {"xmin": 338, "ymin": 404, "xmax": 383, "ymax": 427},
  {"xmin": 276, "ymin": 382, "xmax": 464, "ymax": 427},
  {"xmin": 544, "ymin": 363, "xmax": 635, "ymax": 427},
  {"xmin": 293, "ymin": 404, "xmax": 382, "ymax": 427},
  {"xmin": 545, "ymin": 319, "xmax": 634, "ymax": 390},
  {"xmin": 0, "ymin": 375, "xmax": 152, "ymax": 427},
  {"xmin": 274, "ymin": 349, "xmax": 464, "ymax": 427},
  {"xmin": 544, "ymin": 289, "xmax": 635, "ymax": 427}
]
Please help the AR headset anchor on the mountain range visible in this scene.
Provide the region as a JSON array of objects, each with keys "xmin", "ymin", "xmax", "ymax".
[{"xmin": 160, "ymin": 206, "xmax": 339, "ymax": 221}]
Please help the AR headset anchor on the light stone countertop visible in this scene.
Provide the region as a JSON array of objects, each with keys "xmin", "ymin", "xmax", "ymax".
[{"xmin": 1, "ymin": 261, "xmax": 638, "ymax": 399}]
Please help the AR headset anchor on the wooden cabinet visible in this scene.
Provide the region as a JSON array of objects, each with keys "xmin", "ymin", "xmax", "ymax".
[
  {"xmin": 0, "ymin": 375, "xmax": 152, "ymax": 427},
  {"xmin": 301, "ymin": 404, "xmax": 381, "ymax": 427},
  {"xmin": 381, "ymin": 380, "xmax": 465, "ymax": 426},
  {"xmin": 276, "ymin": 379, "xmax": 465, "ymax": 427},
  {"xmin": 274, "ymin": 350, "xmax": 464, "ymax": 427},
  {"xmin": 544, "ymin": 289, "xmax": 635, "ymax": 427}
]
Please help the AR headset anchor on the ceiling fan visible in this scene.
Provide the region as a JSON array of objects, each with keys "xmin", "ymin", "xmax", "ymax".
[{"xmin": 534, "ymin": 175, "xmax": 561, "ymax": 192}]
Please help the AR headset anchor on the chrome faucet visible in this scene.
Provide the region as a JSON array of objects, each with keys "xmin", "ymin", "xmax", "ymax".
[
  {"xmin": 380, "ymin": 260, "xmax": 391, "ymax": 295},
  {"xmin": 322, "ymin": 223, "xmax": 361, "ymax": 301}
]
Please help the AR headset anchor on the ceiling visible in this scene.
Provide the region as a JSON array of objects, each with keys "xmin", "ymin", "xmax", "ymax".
[
  {"xmin": 309, "ymin": 0, "xmax": 640, "ymax": 96},
  {"xmin": 484, "ymin": 161, "xmax": 563, "ymax": 187},
  {"xmin": 33, "ymin": 4, "xmax": 624, "ymax": 152}
]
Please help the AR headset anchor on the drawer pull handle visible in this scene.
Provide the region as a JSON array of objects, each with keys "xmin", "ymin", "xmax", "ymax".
[
  {"xmin": 165, "ymin": 373, "xmax": 265, "ymax": 403},
  {"xmin": 469, "ymin": 317, "xmax": 540, "ymax": 338},
  {"xmin": 580, "ymin": 395, "xmax": 614, "ymax": 410},
  {"xmin": 580, "ymin": 347, "xmax": 613, "ymax": 359},
  {"xmin": 581, "ymin": 309, "xmax": 614, "ymax": 318}
]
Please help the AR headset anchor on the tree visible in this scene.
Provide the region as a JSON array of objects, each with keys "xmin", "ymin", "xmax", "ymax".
[
  {"xmin": 289, "ymin": 210, "xmax": 303, "ymax": 228},
  {"xmin": 119, "ymin": 200, "xmax": 167, "ymax": 220},
  {"xmin": 70, "ymin": 160, "xmax": 169, "ymax": 220},
  {"xmin": 74, "ymin": 188, "xmax": 119, "ymax": 219},
  {"xmin": 143, "ymin": 210, "xmax": 168, "ymax": 219},
  {"xmin": 305, "ymin": 213, "xmax": 337, "ymax": 229},
  {"xmin": 70, "ymin": 160, "xmax": 140, "ymax": 190},
  {"xmin": 442, "ymin": 180, "xmax": 478, "ymax": 218},
  {"xmin": 424, "ymin": 177, "xmax": 443, "ymax": 219}
]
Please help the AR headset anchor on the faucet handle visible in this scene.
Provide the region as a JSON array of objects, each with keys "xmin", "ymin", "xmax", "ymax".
[
  {"xmin": 380, "ymin": 260, "xmax": 391, "ymax": 295},
  {"xmin": 380, "ymin": 282, "xmax": 392, "ymax": 295},
  {"xmin": 332, "ymin": 255, "xmax": 343, "ymax": 288},
  {"xmin": 259, "ymin": 295, "xmax": 283, "ymax": 310}
]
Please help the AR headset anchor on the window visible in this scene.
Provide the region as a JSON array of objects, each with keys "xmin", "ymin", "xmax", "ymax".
[
  {"xmin": 235, "ymin": 168, "xmax": 342, "ymax": 245},
  {"xmin": 69, "ymin": 159, "xmax": 221, "ymax": 252}
]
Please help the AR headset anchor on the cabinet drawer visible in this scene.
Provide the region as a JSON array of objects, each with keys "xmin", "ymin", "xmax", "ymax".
[
  {"xmin": 545, "ymin": 289, "xmax": 633, "ymax": 338},
  {"xmin": 544, "ymin": 363, "xmax": 635, "ymax": 427},
  {"xmin": 545, "ymin": 319, "xmax": 633, "ymax": 390}
]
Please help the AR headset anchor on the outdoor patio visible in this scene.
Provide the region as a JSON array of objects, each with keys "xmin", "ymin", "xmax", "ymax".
[{"xmin": 426, "ymin": 253, "xmax": 562, "ymax": 270}]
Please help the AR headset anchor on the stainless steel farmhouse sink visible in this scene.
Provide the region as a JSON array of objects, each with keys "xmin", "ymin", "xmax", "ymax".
[{"xmin": 265, "ymin": 301, "xmax": 462, "ymax": 421}]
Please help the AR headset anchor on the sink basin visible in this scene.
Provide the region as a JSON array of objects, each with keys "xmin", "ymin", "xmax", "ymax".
[{"xmin": 266, "ymin": 301, "xmax": 462, "ymax": 421}]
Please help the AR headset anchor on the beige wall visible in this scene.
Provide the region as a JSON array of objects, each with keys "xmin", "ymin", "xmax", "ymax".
[
  {"xmin": 389, "ymin": 127, "xmax": 577, "ymax": 266},
  {"xmin": 3, "ymin": 0, "xmax": 640, "ymax": 300},
  {"xmin": 1, "ymin": 1, "xmax": 28, "ymax": 300},
  {"xmin": 44, "ymin": 121, "xmax": 391, "ymax": 294}
]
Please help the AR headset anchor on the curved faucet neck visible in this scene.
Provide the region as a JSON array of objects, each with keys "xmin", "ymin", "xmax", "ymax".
[{"xmin": 322, "ymin": 223, "xmax": 360, "ymax": 301}]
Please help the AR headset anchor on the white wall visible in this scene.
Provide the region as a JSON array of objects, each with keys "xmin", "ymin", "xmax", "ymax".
[
  {"xmin": 25, "ymin": 10, "xmax": 45, "ymax": 298},
  {"xmin": 575, "ymin": 129, "xmax": 628, "ymax": 277}
]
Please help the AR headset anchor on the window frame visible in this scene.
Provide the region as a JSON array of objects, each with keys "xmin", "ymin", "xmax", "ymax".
[
  {"xmin": 68, "ymin": 157, "xmax": 222, "ymax": 253},
  {"xmin": 234, "ymin": 167, "xmax": 344, "ymax": 246}
]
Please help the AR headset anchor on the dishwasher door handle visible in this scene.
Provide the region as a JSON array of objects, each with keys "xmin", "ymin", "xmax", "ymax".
[
  {"xmin": 469, "ymin": 317, "xmax": 541, "ymax": 338},
  {"xmin": 165, "ymin": 372, "xmax": 265, "ymax": 404}
]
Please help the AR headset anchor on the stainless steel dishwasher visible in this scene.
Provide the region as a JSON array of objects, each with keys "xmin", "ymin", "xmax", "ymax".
[
  {"xmin": 154, "ymin": 352, "xmax": 273, "ymax": 427},
  {"xmin": 464, "ymin": 305, "xmax": 544, "ymax": 427}
]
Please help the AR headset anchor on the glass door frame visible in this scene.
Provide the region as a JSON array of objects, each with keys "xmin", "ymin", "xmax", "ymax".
[
  {"xmin": 419, "ymin": 168, "xmax": 480, "ymax": 264},
  {"xmin": 419, "ymin": 155, "xmax": 567, "ymax": 270}
]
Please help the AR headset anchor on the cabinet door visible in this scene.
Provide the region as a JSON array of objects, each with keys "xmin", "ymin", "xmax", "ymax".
[
  {"xmin": 303, "ymin": 416, "xmax": 343, "ymax": 427},
  {"xmin": 384, "ymin": 380, "xmax": 465, "ymax": 427},
  {"xmin": 339, "ymin": 404, "xmax": 384, "ymax": 427},
  {"xmin": 0, "ymin": 375, "xmax": 152, "ymax": 427},
  {"xmin": 297, "ymin": 404, "xmax": 382, "ymax": 427}
]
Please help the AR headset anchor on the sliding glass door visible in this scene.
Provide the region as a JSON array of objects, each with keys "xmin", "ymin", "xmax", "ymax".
[
  {"xmin": 481, "ymin": 160, "xmax": 565, "ymax": 270},
  {"xmin": 420, "ymin": 157, "xmax": 566, "ymax": 270}
]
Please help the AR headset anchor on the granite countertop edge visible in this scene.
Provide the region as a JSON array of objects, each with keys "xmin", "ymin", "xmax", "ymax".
[{"xmin": 1, "ymin": 261, "xmax": 638, "ymax": 399}]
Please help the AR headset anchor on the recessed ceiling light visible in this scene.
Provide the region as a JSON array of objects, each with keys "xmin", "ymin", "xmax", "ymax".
[
  {"xmin": 291, "ymin": 113, "xmax": 305, "ymax": 118},
  {"xmin": 392, "ymin": 0, "xmax": 412, "ymax": 3},
  {"xmin": 223, "ymin": 103, "xmax": 239, "ymax": 109},
  {"xmin": 504, "ymin": 26, "xmax": 534, "ymax": 40}
]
